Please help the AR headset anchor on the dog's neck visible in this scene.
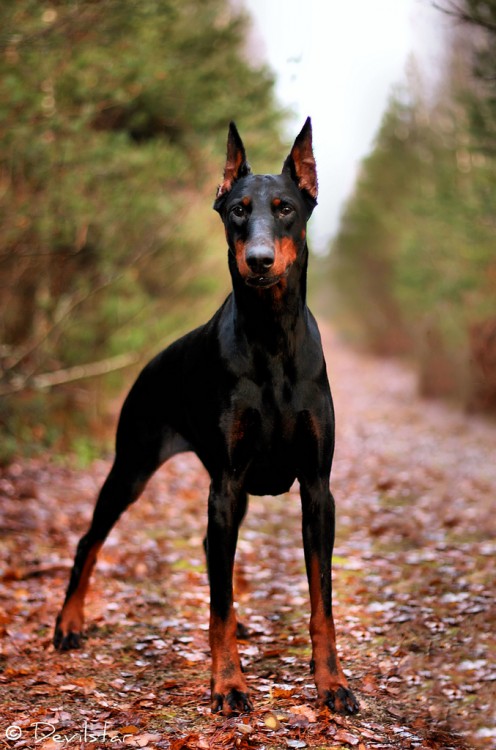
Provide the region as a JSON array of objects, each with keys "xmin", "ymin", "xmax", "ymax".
[{"xmin": 228, "ymin": 245, "xmax": 309, "ymax": 351}]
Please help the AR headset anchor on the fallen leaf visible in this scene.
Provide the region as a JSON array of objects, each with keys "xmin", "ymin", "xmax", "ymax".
[
  {"xmin": 271, "ymin": 686, "xmax": 294, "ymax": 699},
  {"xmin": 263, "ymin": 712, "xmax": 281, "ymax": 730},
  {"xmin": 359, "ymin": 727, "xmax": 384, "ymax": 741},
  {"xmin": 120, "ymin": 725, "xmax": 140, "ymax": 735},
  {"xmin": 169, "ymin": 735, "xmax": 202, "ymax": 750},
  {"xmin": 289, "ymin": 704, "xmax": 317, "ymax": 723},
  {"xmin": 361, "ymin": 672, "xmax": 379, "ymax": 694},
  {"xmin": 39, "ymin": 741, "xmax": 61, "ymax": 750},
  {"xmin": 131, "ymin": 733, "xmax": 163, "ymax": 748},
  {"xmin": 334, "ymin": 728, "xmax": 359, "ymax": 746},
  {"xmin": 234, "ymin": 723, "xmax": 253, "ymax": 735},
  {"xmin": 73, "ymin": 676, "xmax": 97, "ymax": 694}
]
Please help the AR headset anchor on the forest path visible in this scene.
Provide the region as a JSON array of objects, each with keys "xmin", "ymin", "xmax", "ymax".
[{"xmin": 1, "ymin": 325, "xmax": 495, "ymax": 750}]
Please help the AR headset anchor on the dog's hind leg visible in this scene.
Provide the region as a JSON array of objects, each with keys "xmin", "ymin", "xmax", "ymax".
[
  {"xmin": 53, "ymin": 453, "xmax": 155, "ymax": 650},
  {"xmin": 54, "ymin": 365, "xmax": 190, "ymax": 650}
]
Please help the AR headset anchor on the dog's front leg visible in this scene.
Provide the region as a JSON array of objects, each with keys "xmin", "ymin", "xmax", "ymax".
[
  {"xmin": 300, "ymin": 479, "xmax": 360, "ymax": 714},
  {"xmin": 206, "ymin": 480, "xmax": 252, "ymax": 715}
]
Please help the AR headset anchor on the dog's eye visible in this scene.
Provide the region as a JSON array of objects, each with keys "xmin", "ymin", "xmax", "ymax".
[
  {"xmin": 280, "ymin": 205, "xmax": 294, "ymax": 218},
  {"xmin": 231, "ymin": 205, "xmax": 246, "ymax": 218}
]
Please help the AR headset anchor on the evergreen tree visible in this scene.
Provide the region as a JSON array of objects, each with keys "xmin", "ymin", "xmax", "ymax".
[
  {"xmin": 329, "ymin": 46, "xmax": 496, "ymax": 411},
  {"xmin": 0, "ymin": 0, "xmax": 284, "ymax": 458}
]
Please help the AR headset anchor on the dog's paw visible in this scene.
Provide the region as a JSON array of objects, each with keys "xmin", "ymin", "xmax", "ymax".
[
  {"xmin": 53, "ymin": 613, "xmax": 83, "ymax": 651},
  {"xmin": 322, "ymin": 685, "xmax": 360, "ymax": 715},
  {"xmin": 211, "ymin": 688, "xmax": 253, "ymax": 715}
]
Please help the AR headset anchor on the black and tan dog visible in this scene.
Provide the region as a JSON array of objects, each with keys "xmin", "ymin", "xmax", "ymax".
[{"xmin": 53, "ymin": 119, "xmax": 359, "ymax": 716}]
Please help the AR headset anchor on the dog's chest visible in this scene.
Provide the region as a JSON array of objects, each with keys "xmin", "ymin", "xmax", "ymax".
[
  {"xmin": 218, "ymin": 320, "xmax": 327, "ymax": 460},
  {"xmin": 227, "ymin": 351, "xmax": 299, "ymax": 442},
  {"xmin": 222, "ymin": 362, "xmax": 299, "ymax": 495}
]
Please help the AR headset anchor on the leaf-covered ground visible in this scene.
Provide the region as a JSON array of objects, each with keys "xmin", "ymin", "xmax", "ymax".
[{"xmin": 1, "ymin": 327, "xmax": 495, "ymax": 750}]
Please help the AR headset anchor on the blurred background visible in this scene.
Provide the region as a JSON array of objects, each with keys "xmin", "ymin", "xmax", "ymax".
[{"xmin": 0, "ymin": 0, "xmax": 495, "ymax": 463}]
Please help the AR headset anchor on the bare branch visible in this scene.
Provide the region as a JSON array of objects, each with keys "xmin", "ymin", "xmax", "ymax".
[
  {"xmin": 0, "ymin": 351, "xmax": 140, "ymax": 397},
  {"xmin": 432, "ymin": 1, "xmax": 496, "ymax": 33}
]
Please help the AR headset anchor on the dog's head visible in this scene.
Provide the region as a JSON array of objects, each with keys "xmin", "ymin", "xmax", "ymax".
[{"xmin": 214, "ymin": 119, "xmax": 318, "ymax": 290}]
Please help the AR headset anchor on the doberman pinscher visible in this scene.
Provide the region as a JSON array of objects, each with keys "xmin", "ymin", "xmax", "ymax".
[{"xmin": 53, "ymin": 118, "xmax": 359, "ymax": 716}]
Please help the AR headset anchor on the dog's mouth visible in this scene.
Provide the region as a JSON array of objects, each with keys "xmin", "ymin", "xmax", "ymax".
[{"xmin": 245, "ymin": 274, "xmax": 282, "ymax": 288}]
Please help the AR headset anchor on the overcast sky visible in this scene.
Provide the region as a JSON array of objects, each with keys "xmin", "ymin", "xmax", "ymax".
[{"xmin": 243, "ymin": 0, "xmax": 448, "ymax": 253}]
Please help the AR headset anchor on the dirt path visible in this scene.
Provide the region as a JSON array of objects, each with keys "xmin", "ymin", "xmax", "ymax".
[{"xmin": 1, "ymin": 326, "xmax": 495, "ymax": 750}]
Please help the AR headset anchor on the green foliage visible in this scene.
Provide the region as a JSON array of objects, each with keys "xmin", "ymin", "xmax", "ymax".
[
  {"xmin": 329, "ymin": 91, "xmax": 419, "ymax": 355},
  {"xmin": 442, "ymin": 0, "xmax": 496, "ymax": 151},
  {"xmin": 329, "ymin": 50, "xmax": 496, "ymax": 410},
  {"xmin": 0, "ymin": 0, "xmax": 284, "ymax": 457}
]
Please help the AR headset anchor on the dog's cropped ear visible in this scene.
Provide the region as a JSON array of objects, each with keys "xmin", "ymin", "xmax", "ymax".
[
  {"xmin": 282, "ymin": 117, "xmax": 318, "ymax": 205},
  {"xmin": 214, "ymin": 122, "xmax": 251, "ymax": 210}
]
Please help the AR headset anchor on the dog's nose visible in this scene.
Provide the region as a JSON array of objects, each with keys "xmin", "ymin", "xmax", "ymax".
[{"xmin": 245, "ymin": 245, "xmax": 275, "ymax": 274}]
